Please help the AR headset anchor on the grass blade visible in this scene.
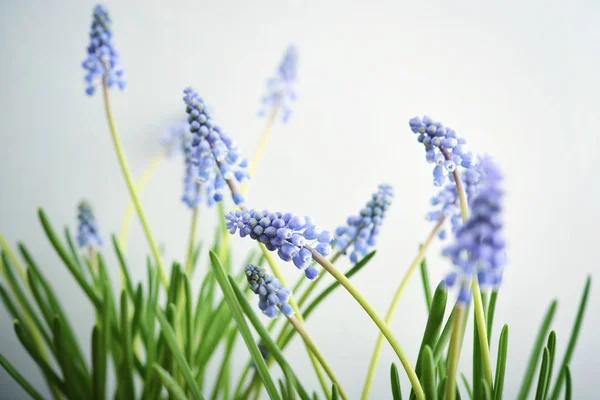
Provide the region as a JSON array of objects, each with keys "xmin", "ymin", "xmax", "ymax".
[
  {"xmin": 493, "ymin": 325, "xmax": 509, "ymax": 400},
  {"xmin": 112, "ymin": 235, "xmax": 136, "ymax": 300},
  {"xmin": 156, "ymin": 306, "xmax": 204, "ymax": 400},
  {"xmin": 517, "ymin": 300, "xmax": 558, "ymax": 400},
  {"xmin": 563, "ymin": 366, "xmax": 571, "ymax": 400},
  {"xmin": 332, "ymin": 384, "xmax": 340, "ymax": 400},
  {"xmin": 153, "ymin": 364, "xmax": 188, "ymax": 400},
  {"xmin": 419, "ymin": 251, "xmax": 433, "ymax": 312},
  {"xmin": 91, "ymin": 325, "xmax": 105, "ymax": 400},
  {"xmin": 0, "ymin": 352, "xmax": 45, "ymax": 400},
  {"xmin": 461, "ymin": 373, "xmax": 473, "ymax": 399},
  {"xmin": 487, "ymin": 291, "xmax": 498, "ymax": 345},
  {"xmin": 390, "ymin": 363, "xmax": 402, "ymax": 400},
  {"xmin": 52, "ymin": 317, "xmax": 88, "ymax": 398},
  {"xmin": 209, "ymin": 250, "xmax": 280, "ymax": 400},
  {"xmin": 64, "ymin": 227, "xmax": 84, "ymax": 273},
  {"xmin": 421, "ymin": 346, "xmax": 437, "ymax": 400},
  {"xmin": 544, "ymin": 331, "xmax": 556, "ymax": 399},
  {"xmin": 119, "ymin": 291, "xmax": 135, "ymax": 399},
  {"xmin": 535, "ymin": 348, "xmax": 550, "ymax": 400},
  {"xmin": 549, "ymin": 276, "xmax": 591, "ymax": 400}
]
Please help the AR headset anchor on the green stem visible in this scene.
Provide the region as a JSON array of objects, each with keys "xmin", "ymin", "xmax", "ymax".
[
  {"xmin": 309, "ymin": 248, "xmax": 425, "ymax": 400},
  {"xmin": 472, "ymin": 280, "xmax": 493, "ymax": 389},
  {"xmin": 184, "ymin": 205, "xmax": 201, "ymax": 275},
  {"xmin": 445, "ymin": 304, "xmax": 466, "ymax": 400},
  {"xmin": 243, "ymin": 103, "xmax": 278, "ymax": 196},
  {"xmin": 101, "ymin": 82, "xmax": 169, "ymax": 288},
  {"xmin": 361, "ymin": 217, "xmax": 444, "ymax": 400},
  {"xmin": 286, "ymin": 315, "xmax": 349, "ymax": 400}
]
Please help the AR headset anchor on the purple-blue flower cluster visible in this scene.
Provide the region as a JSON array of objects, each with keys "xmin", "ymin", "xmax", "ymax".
[
  {"xmin": 161, "ymin": 121, "xmax": 188, "ymax": 158},
  {"xmin": 245, "ymin": 264, "xmax": 294, "ymax": 318},
  {"xmin": 183, "ymin": 88, "xmax": 250, "ymax": 206},
  {"xmin": 76, "ymin": 201, "xmax": 103, "ymax": 248},
  {"xmin": 334, "ymin": 184, "xmax": 394, "ymax": 263},
  {"xmin": 442, "ymin": 157, "xmax": 506, "ymax": 303},
  {"xmin": 259, "ymin": 45, "xmax": 298, "ymax": 123},
  {"xmin": 409, "ymin": 116, "xmax": 476, "ymax": 187},
  {"xmin": 82, "ymin": 5, "xmax": 126, "ymax": 96},
  {"xmin": 226, "ymin": 209, "xmax": 333, "ymax": 280}
]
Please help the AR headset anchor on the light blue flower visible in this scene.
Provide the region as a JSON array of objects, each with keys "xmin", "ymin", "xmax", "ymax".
[
  {"xmin": 76, "ymin": 200, "xmax": 103, "ymax": 248},
  {"xmin": 259, "ymin": 45, "xmax": 298, "ymax": 123},
  {"xmin": 245, "ymin": 264, "xmax": 294, "ymax": 318}
]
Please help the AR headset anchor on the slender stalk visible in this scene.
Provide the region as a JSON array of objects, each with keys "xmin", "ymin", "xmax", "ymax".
[
  {"xmin": 184, "ymin": 204, "xmax": 201, "ymax": 275},
  {"xmin": 309, "ymin": 248, "xmax": 425, "ymax": 400},
  {"xmin": 286, "ymin": 315, "xmax": 349, "ymax": 400},
  {"xmin": 445, "ymin": 304, "xmax": 466, "ymax": 400},
  {"xmin": 101, "ymin": 81, "xmax": 169, "ymax": 288},
  {"xmin": 117, "ymin": 152, "xmax": 166, "ymax": 252},
  {"xmin": 361, "ymin": 217, "xmax": 444, "ymax": 400},
  {"xmin": 242, "ymin": 104, "xmax": 278, "ymax": 196}
]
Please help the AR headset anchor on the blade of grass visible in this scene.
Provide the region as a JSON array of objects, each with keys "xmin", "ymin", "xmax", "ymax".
[
  {"xmin": 210, "ymin": 327, "xmax": 238, "ymax": 400},
  {"xmin": 64, "ymin": 227, "xmax": 84, "ymax": 273},
  {"xmin": 544, "ymin": 331, "xmax": 556, "ymax": 399},
  {"xmin": 421, "ymin": 346, "xmax": 437, "ymax": 400},
  {"xmin": 535, "ymin": 348, "xmax": 550, "ymax": 400},
  {"xmin": 390, "ymin": 363, "xmax": 403, "ymax": 400},
  {"xmin": 119, "ymin": 291, "xmax": 135, "ymax": 399},
  {"xmin": 52, "ymin": 316, "xmax": 88, "ymax": 399},
  {"xmin": 563, "ymin": 366, "xmax": 571, "ymax": 400},
  {"xmin": 91, "ymin": 325, "xmax": 106, "ymax": 400},
  {"xmin": 112, "ymin": 235, "xmax": 136, "ymax": 300},
  {"xmin": 156, "ymin": 306, "xmax": 204, "ymax": 400},
  {"xmin": 493, "ymin": 325, "xmax": 508, "ymax": 400},
  {"xmin": 419, "ymin": 252, "xmax": 433, "ymax": 312},
  {"xmin": 486, "ymin": 291, "xmax": 498, "ymax": 346},
  {"xmin": 332, "ymin": 384, "xmax": 340, "ymax": 400},
  {"xmin": 548, "ymin": 276, "xmax": 591, "ymax": 400},
  {"xmin": 517, "ymin": 300, "xmax": 558, "ymax": 400},
  {"xmin": 461, "ymin": 374, "xmax": 473, "ymax": 399},
  {"xmin": 209, "ymin": 250, "xmax": 280, "ymax": 400},
  {"xmin": 153, "ymin": 364, "xmax": 189, "ymax": 400},
  {"xmin": 0, "ymin": 352, "xmax": 45, "ymax": 400}
]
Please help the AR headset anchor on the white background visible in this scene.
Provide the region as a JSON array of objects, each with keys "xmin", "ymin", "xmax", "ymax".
[{"xmin": 1, "ymin": 0, "xmax": 599, "ymax": 398}]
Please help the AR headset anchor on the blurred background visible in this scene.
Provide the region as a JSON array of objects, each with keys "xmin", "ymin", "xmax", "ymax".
[{"xmin": 1, "ymin": 0, "xmax": 599, "ymax": 398}]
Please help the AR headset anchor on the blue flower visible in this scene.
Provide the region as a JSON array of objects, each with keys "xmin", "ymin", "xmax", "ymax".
[
  {"xmin": 334, "ymin": 184, "xmax": 394, "ymax": 263},
  {"xmin": 245, "ymin": 264, "xmax": 294, "ymax": 318},
  {"xmin": 77, "ymin": 200, "xmax": 103, "ymax": 248},
  {"xmin": 161, "ymin": 121, "xmax": 188, "ymax": 158},
  {"xmin": 183, "ymin": 88, "xmax": 250, "ymax": 206},
  {"xmin": 226, "ymin": 210, "xmax": 333, "ymax": 280},
  {"xmin": 82, "ymin": 5, "xmax": 126, "ymax": 96},
  {"xmin": 259, "ymin": 45, "xmax": 298, "ymax": 123},
  {"xmin": 442, "ymin": 157, "xmax": 506, "ymax": 303}
]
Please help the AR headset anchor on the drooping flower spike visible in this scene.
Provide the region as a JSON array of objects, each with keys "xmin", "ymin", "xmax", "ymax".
[
  {"xmin": 259, "ymin": 45, "xmax": 298, "ymax": 123},
  {"xmin": 245, "ymin": 264, "xmax": 294, "ymax": 318},
  {"xmin": 442, "ymin": 156, "xmax": 506, "ymax": 303},
  {"xmin": 82, "ymin": 5, "xmax": 126, "ymax": 96},
  {"xmin": 409, "ymin": 115, "xmax": 483, "ymax": 239},
  {"xmin": 183, "ymin": 88, "xmax": 250, "ymax": 206},
  {"xmin": 334, "ymin": 184, "xmax": 394, "ymax": 263},
  {"xmin": 226, "ymin": 209, "xmax": 333, "ymax": 280},
  {"xmin": 76, "ymin": 200, "xmax": 103, "ymax": 248}
]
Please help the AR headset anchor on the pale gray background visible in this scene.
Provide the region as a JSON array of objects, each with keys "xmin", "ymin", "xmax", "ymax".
[{"xmin": 1, "ymin": 0, "xmax": 598, "ymax": 398}]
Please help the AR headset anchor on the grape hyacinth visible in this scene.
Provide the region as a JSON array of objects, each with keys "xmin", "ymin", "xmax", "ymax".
[
  {"xmin": 76, "ymin": 200, "xmax": 103, "ymax": 248},
  {"xmin": 82, "ymin": 5, "xmax": 126, "ymax": 96},
  {"xmin": 334, "ymin": 184, "xmax": 394, "ymax": 263},
  {"xmin": 245, "ymin": 264, "xmax": 294, "ymax": 318},
  {"xmin": 183, "ymin": 88, "xmax": 250, "ymax": 206},
  {"xmin": 442, "ymin": 157, "xmax": 506, "ymax": 303},
  {"xmin": 226, "ymin": 210, "xmax": 333, "ymax": 280},
  {"xmin": 259, "ymin": 45, "xmax": 298, "ymax": 123},
  {"xmin": 161, "ymin": 121, "xmax": 188, "ymax": 158}
]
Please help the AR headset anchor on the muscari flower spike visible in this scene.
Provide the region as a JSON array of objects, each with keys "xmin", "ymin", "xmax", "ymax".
[
  {"xmin": 82, "ymin": 4, "xmax": 126, "ymax": 96},
  {"xmin": 77, "ymin": 200, "xmax": 103, "ymax": 248},
  {"xmin": 442, "ymin": 157, "xmax": 506, "ymax": 303},
  {"xmin": 245, "ymin": 264, "xmax": 294, "ymax": 318},
  {"xmin": 334, "ymin": 184, "xmax": 394, "ymax": 263},
  {"xmin": 226, "ymin": 210, "xmax": 333, "ymax": 280},
  {"xmin": 259, "ymin": 45, "xmax": 298, "ymax": 123},
  {"xmin": 409, "ymin": 115, "xmax": 483, "ymax": 239},
  {"xmin": 161, "ymin": 121, "xmax": 188, "ymax": 158},
  {"xmin": 183, "ymin": 88, "xmax": 250, "ymax": 206}
]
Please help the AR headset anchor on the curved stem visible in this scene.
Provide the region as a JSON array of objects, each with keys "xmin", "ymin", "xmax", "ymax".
[
  {"xmin": 184, "ymin": 205, "xmax": 201, "ymax": 275},
  {"xmin": 117, "ymin": 152, "xmax": 166, "ymax": 253},
  {"xmin": 445, "ymin": 304, "xmax": 466, "ymax": 400},
  {"xmin": 242, "ymin": 105, "xmax": 278, "ymax": 197},
  {"xmin": 101, "ymin": 83, "xmax": 169, "ymax": 289},
  {"xmin": 361, "ymin": 217, "xmax": 444, "ymax": 400},
  {"xmin": 309, "ymin": 248, "xmax": 425, "ymax": 400},
  {"xmin": 287, "ymin": 315, "xmax": 349, "ymax": 400}
]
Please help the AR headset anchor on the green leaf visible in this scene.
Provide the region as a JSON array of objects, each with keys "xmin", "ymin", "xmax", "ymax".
[
  {"xmin": 156, "ymin": 306, "xmax": 204, "ymax": 400},
  {"xmin": 421, "ymin": 346, "xmax": 437, "ymax": 400},
  {"xmin": 482, "ymin": 379, "xmax": 492, "ymax": 400},
  {"xmin": 535, "ymin": 347, "xmax": 550, "ymax": 400},
  {"xmin": 280, "ymin": 379, "xmax": 290, "ymax": 400},
  {"xmin": 433, "ymin": 307, "xmax": 456, "ymax": 364},
  {"xmin": 210, "ymin": 328, "xmax": 238, "ymax": 400},
  {"xmin": 563, "ymin": 366, "xmax": 571, "ymax": 400},
  {"xmin": 91, "ymin": 325, "xmax": 106, "ymax": 400},
  {"xmin": 119, "ymin": 291, "xmax": 135, "ymax": 399},
  {"xmin": 419, "ymin": 249, "xmax": 433, "ymax": 312},
  {"xmin": 493, "ymin": 325, "xmax": 509, "ymax": 400},
  {"xmin": 517, "ymin": 300, "xmax": 558, "ymax": 400},
  {"xmin": 549, "ymin": 276, "xmax": 591, "ymax": 400},
  {"xmin": 390, "ymin": 363, "xmax": 402, "ymax": 400},
  {"xmin": 64, "ymin": 227, "xmax": 84, "ymax": 273},
  {"xmin": 112, "ymin": 235, "xmax": 136, "ymax": 301},
  {"xmin": 38, "ymin": 208, "xmax": 101, "ymax": 308},
  {"xmin": 544, "ymin": 331, "xmax": 557, "ymax": 399},
  {"xmin": 229, "ymin": 275, "xmax": 311, "ymax": 400},
  {"xmin": 416, "ymin": 284, "xmax": 447, "ymax": 376},
  {"xmin": 460, "ymin": 373, "xmax": 473, "ymax": 399},
  {"xmin": 183, "ymin": 275, "xmax": 193, "ymax": 365},
  {"xmin": 209, "ymin": 250, "xmax": 281, "ymax": 400},
  {"xmin": 130, "ymin": 284, "xmax": 144, "ymax": 342},
  {"xmin": 437, "ymin": 377, "xmax": 446, "ymax": 400},
  {"xmin": 473, "ymin": 310, "xmax": 483, "ymax": 400},
  {"xmin": 0, "ymin": 352, "xmax": 45, "ymax": 400},
  {"xmin": 332, "ymin": 384, "xmax": 340, "ymax": 400},
  {"xmin": 153, "ymin": 364, "xmax": 188, "ymax": 400},
  {"xmin": 52, "ymin": 316, "xmax": 88, "ymax": 398},
  {"xmin": 486, "ymin": 291, "xmax": 498, "ymax": 345}
]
